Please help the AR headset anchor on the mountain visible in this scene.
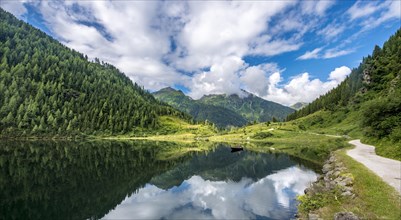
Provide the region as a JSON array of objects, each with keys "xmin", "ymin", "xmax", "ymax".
[
  {"xmin": 199, "ymin": 91, "xmax": 295, "ymax": 122},
  {"xmin": 0, "ymin": 9, "xmax": 188, "ymax": 137},
  {"xmin": 287, "ymin": 28, "xmax": 401, "ymax": 160},
  {"xmin": 290, "ymin": 102, "xmax": 309, "ymax": 110},
  {"xmin": 153, "ymin": 88, "xmax": 247, "ymax": 127},
  {"xmin": 153, "ymin": 87, "xmax": 294, "ymax": 127}
]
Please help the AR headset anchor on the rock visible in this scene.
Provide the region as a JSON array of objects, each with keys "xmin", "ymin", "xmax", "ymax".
[
  {"xmin": 338, "ymin": 180, "xmax": 347, "ymax": 187},
  {"xmin": 342, "ymin": 186, "xmax": 353, "ymax": 192},
  {"xmin": 341, "ymin": 191, "xmax": 353, "ymax": 197},
  {"xmin": 322, "ymin": 164, "xmax": 332, "ymax": 173},
  {"xmin": 334, "ymin": 212, "xmax": 359, "ymax": 220},
  {"xmin": 335, "ymin": 162, "xmax": 344, "ymax": 168},
  {"xmin": 308, "ymin": 213, "xmax": 320, "ymax": 220},
  {"xmin": 333, "ymin": 171, "xmax": 341, "ymax": 177},
  {"xmin": 343, "ymin": 177, "xmax": 353, "ymax": 186}
]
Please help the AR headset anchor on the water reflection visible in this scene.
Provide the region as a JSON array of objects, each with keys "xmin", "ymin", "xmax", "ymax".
[
  {"xmin": 0, "ymin": 140, "xmax": 194, "ymax": 220},
  {"xmin": 103, "ymin": 167, "xmax": 316, "ymax": 220},
  {"xmin": 0, "ymin": 141, "xmax": 317, "ymax": 220},
  {"xmin": 103, "ymin": 146, "xmax": 318, "ymax": 220}
]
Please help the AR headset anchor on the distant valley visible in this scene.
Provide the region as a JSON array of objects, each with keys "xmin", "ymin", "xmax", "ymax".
[{"xmin": 153, "ymin": 87, "xmax": 294, "ymax": 127}]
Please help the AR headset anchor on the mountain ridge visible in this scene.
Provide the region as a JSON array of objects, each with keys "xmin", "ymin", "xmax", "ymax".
[{"xmin": 153, "ymin": 87, "xmax": 294, "ymax": 127}]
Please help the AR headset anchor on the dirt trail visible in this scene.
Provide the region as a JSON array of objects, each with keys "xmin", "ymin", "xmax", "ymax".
[{"xmin": 347, "ymin": 140, "xmax": 401, "ymax": 194}]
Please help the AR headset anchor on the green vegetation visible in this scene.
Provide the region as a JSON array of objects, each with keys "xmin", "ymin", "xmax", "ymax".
[
  {"xmin": 204, "ymin": 121, "xmax": 347, "ymax": 164},
  {"xmin": 0, "ymin": 140, "xmax": 210, "ymax": 219},
  {"xmin": 0, "ymin": 9, "xmax": 189, "ymax": 138},
  {"xmin": 287, "ymin": 28, "xmax": 401, "ymax": 160},
  {"xmin": 153, "ymin": 87, "xmax": 247, "ymax": 128},
  {"xmin": 153, "ymin": 87, "xmax": 294, "ymax": 128},
  {"xmin": 251, "ymin": 131, "xmax": 273, "ymax": 139},
  {"xmin": 298, "ymin": 149, "xmax": 401, "ymax": 219}
]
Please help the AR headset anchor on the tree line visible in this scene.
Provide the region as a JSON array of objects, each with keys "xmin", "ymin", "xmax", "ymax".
[{"xmin": 0, "ymin": 9, "xmax": 189, "ymax": 137}]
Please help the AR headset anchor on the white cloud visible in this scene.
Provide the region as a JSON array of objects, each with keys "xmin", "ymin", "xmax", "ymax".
[
  {"xmin": 102, "ymin": 166, "xmax": 317, "ymax": 220},
  {"xmin": 329, "ymin": 66, "xmax": 352, "ymax": 82},
  {"xmin": 240, "ymin": 63, "xmax": 281, "ymax": 97},
  {"xmin": 322, "ymin": 48, "xmax": 354, "ymax": 59},
  {"xmin": 297, "ymin": 48, "xmax": 323, "ymax": 60},
  {"xmin": 301, "ymin": 0, "xmax": 335, "ymax": 16},
  {"xmin": 363, "ymin": 1, "xmax": 401, "ymax": 29},
  {"xmin": 249, "ymin": 66, "xmax": 352, "ymax": 106},
  {"xmin": 318, "ymin": 23, "xmax": 346, "ymax": 40},
  {"xmin": 173, "ymin": 1, "xmax": 296, "ymax": 71},
  {"xmin": 249, "ymin": 37, "xmax": 302, "ymax": 57},
  {"xmin": 188, "ymin": 56, "xmax": 246, "ymax": 99},
  {"xmin": 348, "ymin": 1, "xmax": 400, "ymax": 29},
  {"xmin": 347, "ymin": 1, "xmax": 383, "ymax": 21},
  {"xmin": 297, "ymin": 47, "xmax": 354, "ymax": 60},
  {"xmin": 0, "ymin": 1, "xmax": 28, "ymax": 18},
  {"xmin": 1, "ymin": 1, "xmax": 394, "ymax": 106}
]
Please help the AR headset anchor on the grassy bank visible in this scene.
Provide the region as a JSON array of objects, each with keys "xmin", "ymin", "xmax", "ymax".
[{"xmin": 298, "ymin": 148, "xmax": 401, "ymax": 219}]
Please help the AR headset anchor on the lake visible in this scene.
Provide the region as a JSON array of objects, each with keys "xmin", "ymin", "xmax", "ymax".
[{"xmin": 0, "ymin": 140, "xmax": 318, "ymax": 220}]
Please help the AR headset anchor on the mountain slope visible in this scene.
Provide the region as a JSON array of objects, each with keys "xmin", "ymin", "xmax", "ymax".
[
  {"xmin": 0, "ymin": 9, "xmax": 188, "ymax": 137},
  {"xmin": 287, "ymin": 28, "xmax": 401, "ymax": 160},
  {"xmin": 199, "ymin": 91, "xmax": 295, "ymax": 122},
  {"xmin": 153, "ymin": 88, "xmax": 294, "ymax": 127},
  {"xmin": 153, "ymin": 88, "xmax": 247, "ymax": 127}
]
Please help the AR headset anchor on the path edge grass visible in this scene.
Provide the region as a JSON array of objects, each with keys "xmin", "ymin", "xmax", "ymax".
[{"xmin": 299, "ymin": 146, "xmax": 401, "ymax": 219}]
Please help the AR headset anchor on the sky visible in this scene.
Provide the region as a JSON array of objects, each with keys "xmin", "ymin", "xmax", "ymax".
[
  {"xmin": 1, "ymin": 0, "xmax": 400, "ymax": 106},
  {"xmin": 102, "ymin": 166, "xmax": 317, "ymax": 219}
]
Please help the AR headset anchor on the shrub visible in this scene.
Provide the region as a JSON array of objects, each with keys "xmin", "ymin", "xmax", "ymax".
[{"xmin": 252, "ymin": 132, "xmax": 273, "ymax": 139}]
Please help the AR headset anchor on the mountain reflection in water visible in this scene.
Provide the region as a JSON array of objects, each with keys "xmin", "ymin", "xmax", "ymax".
[
  {"xmin": 103, "ymin": 166, "xmax": 316, "ymax": 220},
  {"xmin": 102, "ymin": 146, "xmax": 318, "ymax": 220},
  {"xmin": 0, "ymin": 141, "xmax": 317, "ymax": 220}
]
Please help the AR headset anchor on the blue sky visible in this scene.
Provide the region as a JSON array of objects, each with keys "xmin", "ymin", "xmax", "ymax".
[{"xmin": 1, "ymin": 0, "xmax": 400, "ymax": 106}]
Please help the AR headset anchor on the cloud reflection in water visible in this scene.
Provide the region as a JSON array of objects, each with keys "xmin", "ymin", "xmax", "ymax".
[{"xmin": 102, "ymin": 166, "xmax": 317, "ymax": 219}]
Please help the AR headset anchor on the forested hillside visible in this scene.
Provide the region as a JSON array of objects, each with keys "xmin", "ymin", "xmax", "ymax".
[
  {"xmin": 0, "ymin": 9, "xmax": 188, "ymax": 137},
  {"xmin": 153, "ymin": 87, "xmax": 247, "ymax": 127},
  {"xmin": 199, "ymin": 92, "xmax": 294, "ymax": 122},
  {"xmin": 153, "ymin": 87, "xmax": 294, "ymax": 128},
  {"xmin": 287, "ymin": 29, "xmax": 401, "ymax": 158}
]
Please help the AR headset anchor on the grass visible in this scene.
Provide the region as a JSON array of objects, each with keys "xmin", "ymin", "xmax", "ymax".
[{"xmin": 302, "ymin": 148, "xmax": 401, "ymax": 219}]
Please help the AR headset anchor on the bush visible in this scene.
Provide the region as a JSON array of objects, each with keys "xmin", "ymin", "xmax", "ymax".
[{"xmin": 252, "ymin": 132, "xmax": 273, "ymax": 139}]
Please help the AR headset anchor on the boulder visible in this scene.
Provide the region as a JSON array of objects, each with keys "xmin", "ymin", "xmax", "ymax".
[
  {"xmin": 334, "ymin": 212, "xmax": 359, "ymax": 220},
  {"xmin": 322, "ymin": 164, "xmax": 332, "ymax": 173},
  {"xmin": 308, "ymin": 213, "xmax": 321, "ymax": 220}
]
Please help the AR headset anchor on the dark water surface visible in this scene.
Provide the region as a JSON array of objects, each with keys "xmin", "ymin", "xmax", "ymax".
[{"xmin": 0, "ymin": 141, "xmax": 318, "ymax": 220}]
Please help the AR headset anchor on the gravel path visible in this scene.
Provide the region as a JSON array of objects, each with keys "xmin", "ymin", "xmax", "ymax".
[{"xmin": 347, "ymin": 139, "xmax": 401, "ymax": 194}]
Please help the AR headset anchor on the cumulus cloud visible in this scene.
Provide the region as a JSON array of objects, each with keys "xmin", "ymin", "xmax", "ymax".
[
  {"xmin": 188, "ymin": 56, "xmax": 246, "ymax": 99},
  {"xmin": 0, "ymin": 1, "xmax": 392, "ymax": 106},
  {"xmin": 0, "ymin": 0, "xmax": 28, "ymax": 18},
  {"xmin": 102, "ymin": 166, "xmax": 317, "ymax": 220},
  {"xmin": 250, "ymin": 66, "xmax": 352, "ymax": 106},
  {"xmin": 240, "ymin": 63, "xmax": 281, "ymax": 97}
]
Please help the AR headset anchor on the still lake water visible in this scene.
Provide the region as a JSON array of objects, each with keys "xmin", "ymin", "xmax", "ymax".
[{"xmin": 0, "ymin": 141, "xmax": 318, "ymax": 220}]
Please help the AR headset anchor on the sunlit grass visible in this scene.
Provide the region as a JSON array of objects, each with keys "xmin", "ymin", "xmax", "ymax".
[{"xmin": 308, "ymin": 149, "xmax": 401, "ymax": 219}]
